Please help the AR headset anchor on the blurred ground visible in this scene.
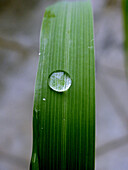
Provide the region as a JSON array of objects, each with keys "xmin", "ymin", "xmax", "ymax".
[{"xmin": 0, "ymin": 0, "xmax": 128, "ymax": 170}]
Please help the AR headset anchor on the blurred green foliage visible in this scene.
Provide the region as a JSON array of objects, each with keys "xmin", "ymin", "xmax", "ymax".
[
  {"xmin": 122, "ymin": 0, "xmax": 128, "ymax": 54},
  {"xmin": 122, "ymin": 0, "xmax": 128, "ymax": 77}
]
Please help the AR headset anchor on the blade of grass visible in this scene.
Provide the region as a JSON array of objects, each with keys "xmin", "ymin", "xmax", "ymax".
[
  {"xmin": 122, "ymin": 0, "xmax": 128, "ymax": 76},
  {"xmin": 30, "ymin": 1, "xmax": 95, "ymax": 170}
]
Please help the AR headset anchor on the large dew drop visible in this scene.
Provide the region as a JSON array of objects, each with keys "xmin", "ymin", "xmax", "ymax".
[{"xmin": 48, "ymin": 71, "xmax": 71, "ymax": 92}]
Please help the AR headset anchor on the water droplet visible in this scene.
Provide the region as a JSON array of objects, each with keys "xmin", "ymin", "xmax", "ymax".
[
  {"xmin": 39, "ymin": 52, "xmax": 41, "ymax": 55},
  {"xmin": 48, "ymin": 71, "xmax": 72, "ymax": 92},
  {"xmin": 43, "ymin": 98, "xmax": 46, "ymax": 101},
  {"xmin": 35, "ymin": 108, "xmax": 38, "ymax": 112},
  {"xmin": 35, "ymin": 108, "xmax": 39, "ymax": 119},
  {"xmin": 88, "ymin": 46, "xmax": 93, "ymax": 49},
  {"xmin": 90, "ymin": 39, "xmax": 94, "ymax": 42},
  {"xmin": 33, "ymin": 153, "xmax": 37, "ymax": 163}
]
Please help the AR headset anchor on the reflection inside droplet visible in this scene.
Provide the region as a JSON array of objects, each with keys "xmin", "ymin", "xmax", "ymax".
[{"xmin": 48, "ymin": 71, "xmax": 71, "ymax": 92}]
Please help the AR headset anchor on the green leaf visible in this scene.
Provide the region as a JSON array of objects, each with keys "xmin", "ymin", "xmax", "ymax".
[
  {"xmin": 122, "ymin": 0, "xmax": 128, "ymax": 53},
  {"xmin": 30, "ymin": 1, "xmax": 95, "ymax": 170},
  {"xmin": 122, "ymin": 0, "xmax": 128, "ymax": 76}
]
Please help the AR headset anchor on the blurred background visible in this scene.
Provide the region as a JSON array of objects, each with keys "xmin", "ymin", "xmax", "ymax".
[{"xmin": 0, "ymin": 0, "xmax": 128, "ymax": 169}]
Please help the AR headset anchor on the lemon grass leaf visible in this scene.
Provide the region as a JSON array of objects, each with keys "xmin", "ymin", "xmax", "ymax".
[{"xmin": 30, "ymin": 1, "xmax": 95, "ymax": 170}]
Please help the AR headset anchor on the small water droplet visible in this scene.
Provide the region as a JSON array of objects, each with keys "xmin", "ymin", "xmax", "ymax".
[
  {"xmin": 35, "ymin": 108, "xmax": 38, "ymax": 112},
  {"xmin": 41, "ymin": 128, "xmax": 44, "ymax": 130},
  {"xmin": 90, "ymin": 39, "xmax": 94, "ymax": 42},
  {"xmin": 43, "ymin": 98, "xmax": 46, "ymax": 101},
  {"xmin": 35, "ymin": 108, "xmax": 39, "ymax": 119},
  {"xmin": 39, "ymin": 52, "xmax": 41, "ymax": 55},
  {"xmin": 88, "ymin": 46, "xmax": 93, "ymax": 49},
  {"xmin": 48, "ymin": 71, "xmax": 72, "ymax": 92},
  {"xmin": 33, "ymin": 153, "xmax": 37, "ymax": 163}
]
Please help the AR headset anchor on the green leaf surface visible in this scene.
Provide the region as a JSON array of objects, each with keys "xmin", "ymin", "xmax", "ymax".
[
  {"xmin": 30, "ymin": 1, "xmax": 95, "ymax": 170},
  {"xmin": 122, "ymin": 0, "xmax": 128, "ymax": 53},
  {"xmin": 122, "ymin": 0, "xmax": 128, "ymax": 76}
]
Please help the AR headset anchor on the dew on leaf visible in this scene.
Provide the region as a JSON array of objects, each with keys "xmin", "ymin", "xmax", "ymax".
[{"xmin": 48, "ymin": 71, "xmax": 71, "ymax": 92}]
